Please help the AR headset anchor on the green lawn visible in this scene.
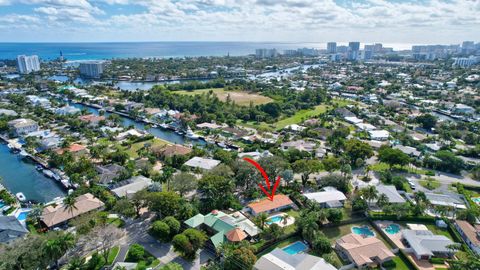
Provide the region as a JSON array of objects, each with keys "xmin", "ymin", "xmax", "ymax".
[
  {"xmin": 368, "ymin": 162, "xmax": 429, "ymax": 175},
  {"xmin": 107, "ymin": 246, "xmax": 120, "ymax": 265},
  {"xmin": 173, "ymin": 88, "xmax": 273, "ymax": 106},
  {"xmin": 383, "ymin": 256, "xmax": 411, "ymax": 270},
  {"xmin": 274, "ymin": 104, "xmax": 328, "ymax": 129},
  {"xmin": 419, "ymin": 178, "xmax": 441, "ymax": 190},
  {"xmin": 123, "ymin": 138, "xmax": 169, "ymax": 158}
]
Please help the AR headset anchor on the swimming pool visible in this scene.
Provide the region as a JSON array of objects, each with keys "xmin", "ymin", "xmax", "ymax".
[
  {"xmin": 472, "ymin": 197, "xmax": 480, "ymax": 204},
  {"xmin": 384, "ymin": 224, "xmax": 401, "ymax": 234},
  {"xmin": 16, "ymin": 211, "xmax": 29, "ymax": 221},
  {"xmin": 352, "ymin": 226, "xmax": 375, "ymax": 237},
  {"xmin": 266, "ymin": 215, "xmax": 283, "ymax": 225},
  {"xmin": 282, "ymin": 241, "xmax": 308, "ymax": 255},
  {"xmin": 0, "ymin": 202, "xmax": 4, "ymax": 208}
]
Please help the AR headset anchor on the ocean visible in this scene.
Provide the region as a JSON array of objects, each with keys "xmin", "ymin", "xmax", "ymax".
[{"xmin": 0, "ymin": 41, "xmax": 415, "ymax": 61}]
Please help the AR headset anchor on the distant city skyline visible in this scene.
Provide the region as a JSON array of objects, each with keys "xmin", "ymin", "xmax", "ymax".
[{"xmin": 0, "ymin": 0, "xmax": 479, "ymax": 43}]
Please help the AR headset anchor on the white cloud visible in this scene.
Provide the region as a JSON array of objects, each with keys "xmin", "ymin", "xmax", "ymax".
[{"xmin": 0, "ymin": 0, "xmax": 479, "ymax": 42}]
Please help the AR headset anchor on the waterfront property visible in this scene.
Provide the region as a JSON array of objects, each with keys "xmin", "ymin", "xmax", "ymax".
[
  {"xmin": 8, "ymin": 118, "xmax": 38, "ymax": 136},
  {"xmin": 246, "ymin": 194, "xmax": 295, "ymax": 216},
  {"xmin": 40, "ymin": 193, "xmax": 104, "ymax": 228},
  {"xmin": 184, "ymin": 210, "xmax": 260, "ymax": 250},
  {"xmin": 335, "ymin": 233, "xmax": 394, "ymax": 269},
  {"xmin": 0, "ymin": 216, "xmax": 28, "ymax": 243},
  {"xmin": 254, "ymin": 247, "xmax": 337, "ymax": 270}
]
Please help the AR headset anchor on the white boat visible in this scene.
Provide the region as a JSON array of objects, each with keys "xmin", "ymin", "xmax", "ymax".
[
  {"xmin": 42, "ymin": 169, "xmax": 55, "ymax": 178},
  {"xmin": 159, "ymin": 123, "xmax": 169, "ymax": 129},
  {"xmin": 16, "ymin": 192, "xmax": 26, "ymax": 202},
  {"xmin": 185, "ymin": 127, "xmax": 199, "ymax": 139},
  {"xmin": 19, "ymin": 150, "xmax": 28, "ymax": 157}
]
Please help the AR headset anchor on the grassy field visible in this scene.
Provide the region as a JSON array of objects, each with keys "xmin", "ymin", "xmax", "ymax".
[{"xmin": 173, "ymin": 88, "xmax": 273, "ymax": 106}]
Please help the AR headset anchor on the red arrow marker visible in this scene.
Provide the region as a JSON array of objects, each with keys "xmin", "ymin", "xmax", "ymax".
[{"xmin": 243, "ymin": 157, "xmax": 281, "ymax": 201}]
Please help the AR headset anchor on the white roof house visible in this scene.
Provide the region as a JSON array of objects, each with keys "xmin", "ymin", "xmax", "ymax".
[
  {"xmin": 110, "ymin": 176, "xmax": 152, "ymax": 198},
  {"xmin": 304, "ymin": 187, "xmax": 347, "ymax": 208},
  {"xmin": 402, "ymin": 230, "xmax": 456, "ymax": 260},
  {"xmin": 393, "ymin": 145, "xmax": 421, "ymax": 157},
  {"xmin": 184, "ymin": 157, "xmax": 221, "ymax": 170},
  {"xmin": 368, "ymin": 130, "xmax": 390, "ymax": 141},
  {"xmin": 356, "ymin": 123, "xmax": 377, "ymax": 131},
  {"xmin": 376, "ymin": 185, "xmax": 406, "ymax": 204},
  {"xmin": 424, "ymin": 193, "xmax": 467, "ymax": 209},
  {"xmin": 254, "ymin": 248, "xmax": 337, "ymax": 270},
  {"xmin": 344, "ymin": 116, "xmax": 363, "ymax": 124}
]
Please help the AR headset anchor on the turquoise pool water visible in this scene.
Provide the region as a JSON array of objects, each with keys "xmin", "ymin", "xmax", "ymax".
[
  {"xmin": 17, "ymin": 211, "xmax": 28, "ymax": 221},
  {"xmin": 0, "ymin": 202, "xmax": 4, "ymax": 208},
  {"xmin": 282, "ymin": 241, "xmax": 308, "ymax": 255},
  {"xmin": 472, "ymin": 197, "xmax": 480, "ymax": 204},
  {"xmin": 266, "ymin": 215, "xmax": 283, "ymax": 225},
  {"xmin": 352, "ymin": 226, "xmax": 375, "ymax": 237},
  {"xmin": 385, "ymin": 224, "xmax": 401, "ymax": 234}
]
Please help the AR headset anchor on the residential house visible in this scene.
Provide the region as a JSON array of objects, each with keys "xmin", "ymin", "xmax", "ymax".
[
  {"xmin": 8, "ymin": 118, "xmax": 39, "ymax": 136},
  {"xmin": 184, "ymin": 210, "xmax": 260, "ymax": 250},
  {"xmin": 335, "ymin": 233, "xmax": 394, "ymax": 269},
  {"xmin": 184, "ymin": 157, "xmax": 221, "ymax": 171},
  {"xmin": 454, "ymin": 220, "xmax": 480, "ymax": 255},
  {"xmin": 40, "ymin": 193, "xmax": 104, "ymax": 228},
  {"xmin": 246, "ymin": 194, "xmax": 296, "ymax": 216},
  {"xmin": 78, "ymin": 114, "xmax": 106, "ymax": 127},
  {"xmin": 0, "ymin": 109, "xmax": 18, "ymax": 117},
  {"xmin": 95, "ymin": 164, "xmax": 126, "ymax": 185},
  {"xmin": 55, "ymin": 106, "xmax": 81, "ymax": 116},
  {"xmin": 152, "ymin": 144, "xmax": 192, "ymax": 158},
  {"xmin": 393, "ymin": 145, "xmax": 421, "ymax": 158},
  {"xmin": 368, "ymin": 130, "xmax": 390, "ymax": 141},
  {"xmin": 375, "ymin": 184, "xmax": 406, "ymax": 204},
  {"xmin": 110, "ymin": 175, "xmax": 153, "ymax": 198},
  {"xmin": 39, "ymin": 136, "xmax": 62, "ymax": 151},
  {"xmin": 55, "ymin": 143, "xmax": 88, "ymax": 157},
  {"xmin": 402, "ymin": 229, "xmax": 456, "ymax": 260},
  {"xmin": 303, "ymin": 187, "xmax": 346, "ymax": 208},
  {"xmin": 280, "ymin": 140, "xmax": 316, "ymax": 152},
  {"xmin": 238, "ymin": 150, "xmax": 273, "ymax": 160},
  {"xmin": 115, "ymin": 129, "xmax": 146, "ymax": 141},
  {"xmin": 254, "ymin": 248, "xmax": 337, "ymax": 270},
  {"xmin": 423, "ymin": 193, "xmax": 467, "ymax": 210},
  {"xmin": 0, "ymin": 216, "xmax": 28, "ymax": 243}
]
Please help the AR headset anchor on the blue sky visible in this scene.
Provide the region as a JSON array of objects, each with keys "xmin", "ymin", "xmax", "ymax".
[{"xmin": 0, "ymin": 0, "xmax": 479, "ymax": 43}]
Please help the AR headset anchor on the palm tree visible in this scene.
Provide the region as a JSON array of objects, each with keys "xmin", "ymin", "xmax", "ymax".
[
  {"xmin": 361, "ymin": 186, "xmax": 379, "ymax": 206},
  {"xmin": 63, "ymin": 195, "xmax": 77, "ymax": 216},
  {"xmin": 281, "ymin": 214, "xmax": 290, "ymax": 225},
  {"xmin": 45, "ymin": 233, "xmax": 76, "ymax": 269},
  {"xmin": 377, "ymin": 193, "xmax": 390, "ymax": 208},
  {"xmin": 255, "ymin": 213, "xmax": 269, "ymax": 230}
]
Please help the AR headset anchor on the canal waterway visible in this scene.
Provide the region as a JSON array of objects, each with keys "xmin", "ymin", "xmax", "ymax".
[
  {"xmin": 0, "ymin": 143, "xmax": 66, "ymax": 203},
  {"xmin": 70, "ymin": 102, "xmax": 206, "ymax": 146}
]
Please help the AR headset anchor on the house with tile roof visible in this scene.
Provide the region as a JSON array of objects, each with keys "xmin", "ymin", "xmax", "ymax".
[
  {"xmin": 40, "ymin": 193, "xmax": 104, "ymax": 228},
  {"xmin": 246, "ymin": 194, "xmax": 296, "ymax": 216},
  {"xmin": 335, "ymin": 233, "xmax": 394, "ymax": 269},
  {"xmin": 454, "ymin": 220, "xmax": 480, "ymax": 255},
  {"xmin": 184, "ymin": 210, "xmax": 260, "ymax": 250}
]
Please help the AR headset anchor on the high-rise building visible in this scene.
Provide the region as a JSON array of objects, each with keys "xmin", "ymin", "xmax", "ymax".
[
  {"xmin": 79, "ymin": 61, "xmax": 105, "ymax": 78},
  {"xmin": 16, "ymin": 55, "xmax": 40, "ymax": 74},
  {"xmin": 255, "ymin": 48, "xmax": 278, "ymax": 58},
  {"xmin": 327, "ymin": 42, "xmax": 337, "ymax": 53},
  {"xmin": 453, "ymin": 56, "xmax": 478, "ymax": 68},
  {"xmin": 348, "ymin": 42, "xmax": 360, "ymax": 60}
]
